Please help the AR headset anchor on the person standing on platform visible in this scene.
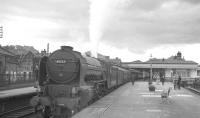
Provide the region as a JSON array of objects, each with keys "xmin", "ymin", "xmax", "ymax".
[
  {"xmin": 173, "ymin": 78, "xmax": 177, "ymax": 90},
  {"xmin": 177, "ymin": 76, "xmax": 181, "ymax": 90},
  {"xmin": 161, "ymin": 76, "xmax": 165, "ymax": 86},
  {"xmin": 131, "ymin": 77, "xmax": 135, "ymax": 85},
  {"xmin": 160, "ymin": 73, "xmax": 165, "ymax": 86}
]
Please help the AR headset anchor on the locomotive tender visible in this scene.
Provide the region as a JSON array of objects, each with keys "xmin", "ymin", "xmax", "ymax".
[{"xmin": 31, "ymin": 46, "xmax": 133, "ymax": 118}]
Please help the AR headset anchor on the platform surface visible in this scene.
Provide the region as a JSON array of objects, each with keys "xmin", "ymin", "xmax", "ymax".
[
  {"xmin": 72, "ymin": 82, "xmax": 200, "ymax": 118},
  {"xmin": 0, "ymin": 87, "xmax": 37, "ymax": 99}
]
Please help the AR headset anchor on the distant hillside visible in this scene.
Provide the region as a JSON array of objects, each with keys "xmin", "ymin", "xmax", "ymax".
[{"xmin": 3, "ymin": 45, "xmax": 39, "ymax": 55}]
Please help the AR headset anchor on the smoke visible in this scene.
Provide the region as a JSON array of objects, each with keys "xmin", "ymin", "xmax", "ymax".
[{"xmin": 88, "ymin": 0, "xmax": 131, "ymax": 57}]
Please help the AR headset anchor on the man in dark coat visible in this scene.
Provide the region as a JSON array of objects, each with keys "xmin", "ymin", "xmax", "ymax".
[
  {"xmin": 159, "ymin": 73, "xmax": 164, "ymax": 86},
  {"xmin": 161, "ymin": 76, "xmax": 165, "ymax": 86},
  {"xmin": 177, "ymin": 76, "xmax": 181, "ymax": 90},
  {"xmin": 131, "ymin": 77, "xmax": 135, "ymax": 85}
]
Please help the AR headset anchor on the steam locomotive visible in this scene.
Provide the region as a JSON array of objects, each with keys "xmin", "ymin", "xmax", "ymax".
[{"xmin": 31, "ymin": 46, "xmax": 135, "ymax": 118}]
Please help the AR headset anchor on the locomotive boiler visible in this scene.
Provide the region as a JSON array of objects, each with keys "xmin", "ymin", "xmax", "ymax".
[{"xmin": 31, "ymin": 46, "xmax": 131, "ymax": 118}]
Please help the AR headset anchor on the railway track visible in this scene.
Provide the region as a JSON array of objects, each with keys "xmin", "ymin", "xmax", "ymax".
[
  {"xmin": 0, "ymin": 106, "xmax": 35, "ymax": 118},
  {"xmin": 0, "ymin": 87, "xmax": 38, "ymax": 118},
  {"xmin": 185, "ymin": 87, "xmax": 200, "ymax": 95}
]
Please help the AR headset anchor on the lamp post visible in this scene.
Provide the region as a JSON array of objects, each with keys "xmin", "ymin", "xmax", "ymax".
[{"xmin": 149, "ymin": 54, "xmax": 152, "ymax": 85}]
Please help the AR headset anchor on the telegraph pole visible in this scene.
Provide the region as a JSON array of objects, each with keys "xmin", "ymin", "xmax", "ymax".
[{"xmin": 0, "ymin": 26, "xmax": 3, "ymax": 38}]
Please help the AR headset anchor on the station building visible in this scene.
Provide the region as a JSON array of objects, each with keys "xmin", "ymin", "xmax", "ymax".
[
  {"xmin": 123, "ymin": 52, "xmax": 199, "ymax": 81},
  {"xmin": 0, "ymin": 46, "xmax": 18, "ymax": 77},
  {"xmin": 0, "ymin": 46, "xmax": 41, "ymax": 85}
]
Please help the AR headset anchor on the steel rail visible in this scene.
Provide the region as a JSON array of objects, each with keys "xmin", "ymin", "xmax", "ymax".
[
  {"xmin": 185, "ymin": 87, "xmax": 200, "ymax": 95},
  {"xmin": 0, "ymin": 105, "xmax": 35, "ymax": 118}
]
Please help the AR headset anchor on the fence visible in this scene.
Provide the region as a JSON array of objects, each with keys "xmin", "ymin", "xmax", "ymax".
[
  {"xmin": 171, "ymin": 77, "xmax": 200, "ymax": 88},
  {"xmin": 191, "ymin": 77, "xmax": 200, "ymax": 90},
  {"xmin": 0, "ymin": 73, "xmax": 36, "ymax": 87}
]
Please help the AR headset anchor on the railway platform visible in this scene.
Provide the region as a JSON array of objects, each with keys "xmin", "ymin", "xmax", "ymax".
[
  {"xmin": 72, "ymin": 81, "xmax": 200, "ymax": 118},
  {"xmin": 0, "ymin": 87, "xmax": 37, "ymax": 117},
  {"xmin": 0, "ymin": 83, "xmax": 34, "ymax": 91},
  {"xmin": 0, "ymin": 87, "xmax": 37, "ymax": 99}
]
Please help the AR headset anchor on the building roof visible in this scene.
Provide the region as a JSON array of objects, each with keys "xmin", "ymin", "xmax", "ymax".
[
  {"xmin": 124, "ymin": 51, "xmax": 198, "ymax": 65},
  {"xmin": 17, "ymin": 51, "xmax": 36, "ymax": 63},
  {"xmin": 0, "ymin": 46, "xmax": 15, "ymax": 56},
  {"xmin": 124, "ymin": 58, "xmax": 197, "ymax": 65},
  {"xmin": 123, "ymin": 58, "xmax": 198, "ymax": 65},
  {"xmin": 132, "ymin": 60, "xmax": 143, "ymax": 63},
  {"xmin": 123, "ymin": 52, "xmax": 198, "ymax": 69},
  {"xmin": 145, "ymin": 58, "xmax": 197, "ymax": 65}
]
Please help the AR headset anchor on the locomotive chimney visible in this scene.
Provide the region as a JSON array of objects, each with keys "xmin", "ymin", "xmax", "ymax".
[{"xmin": 61, "ymin": 46, "xmax": 73, "ymax": 51}]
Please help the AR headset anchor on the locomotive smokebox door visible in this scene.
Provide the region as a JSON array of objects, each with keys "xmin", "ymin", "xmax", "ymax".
[{"xmin": 47, "ymin": 46, "xmax": 80, "ymax": 84}]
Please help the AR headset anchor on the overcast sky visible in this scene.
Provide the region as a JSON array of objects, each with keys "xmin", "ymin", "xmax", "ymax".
[{"xmin": 1, "ymin": 0, "xmax": 200, "ymax": 63}]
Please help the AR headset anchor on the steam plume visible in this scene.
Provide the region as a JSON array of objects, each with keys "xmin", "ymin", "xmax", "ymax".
[{"xmin": 88, "ymin": 0, "xmax": 130, "ymax": 57}]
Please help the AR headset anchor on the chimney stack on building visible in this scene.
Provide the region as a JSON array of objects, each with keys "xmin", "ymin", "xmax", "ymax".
[{"xmin": 177, "ymin": 51, "xmax": 182, "ymax": 60}]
